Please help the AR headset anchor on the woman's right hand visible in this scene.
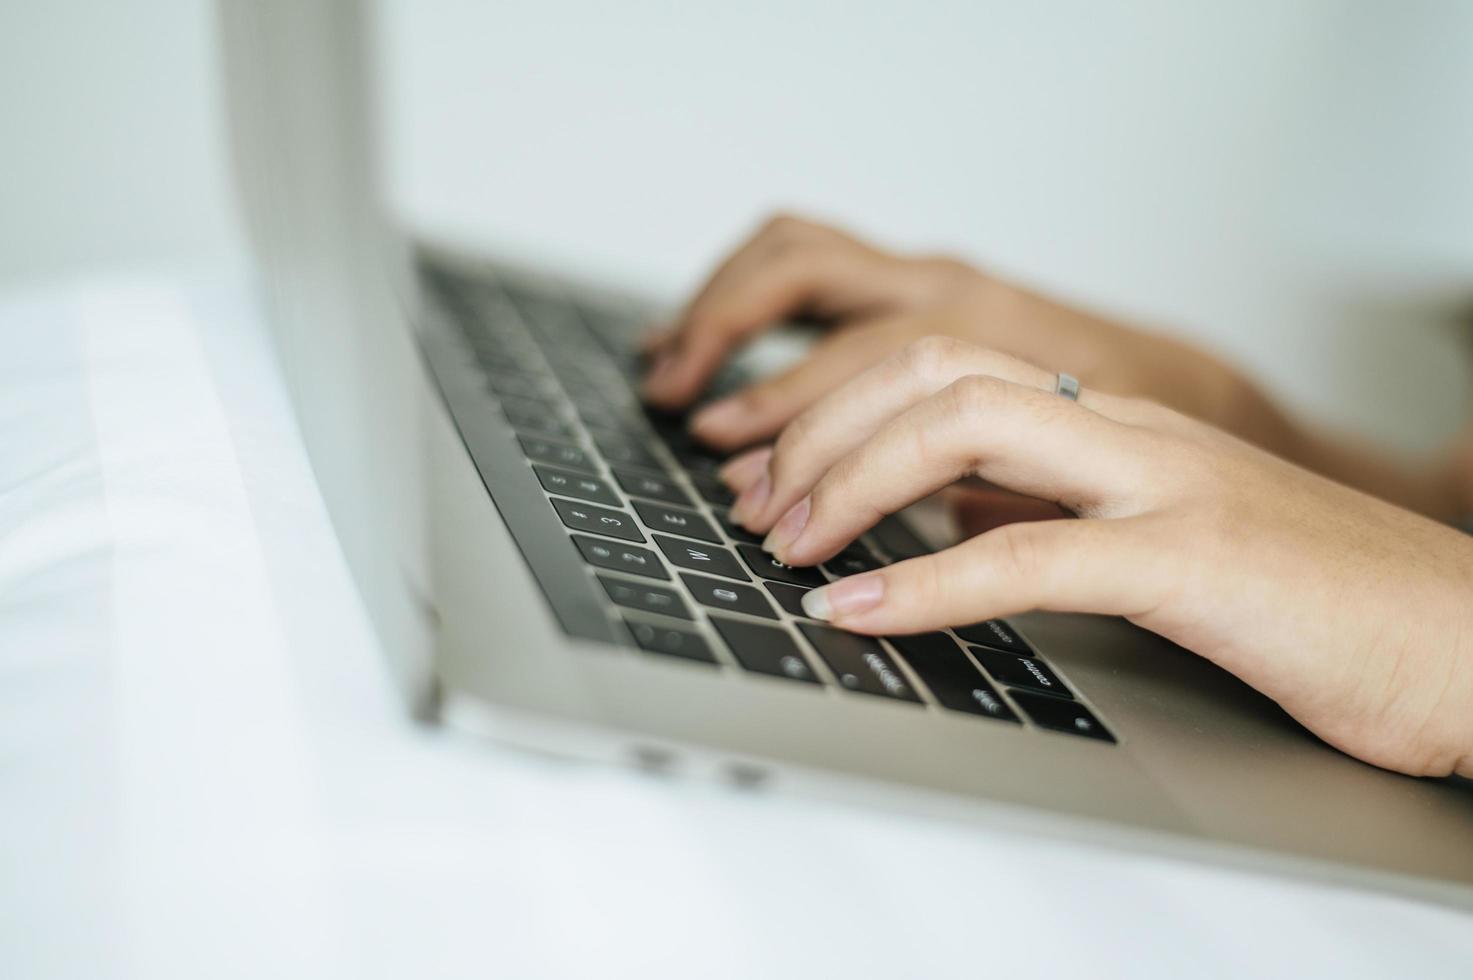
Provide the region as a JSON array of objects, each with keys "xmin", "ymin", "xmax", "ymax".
[{"xmin": 723, "ymin": 338, "xmax": 1473, "ymax": 779}]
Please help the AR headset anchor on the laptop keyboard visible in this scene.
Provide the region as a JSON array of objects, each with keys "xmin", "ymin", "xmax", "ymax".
[{"xmin": 420, "ymin": 260, "xmax": 1115, "ymax": 744}]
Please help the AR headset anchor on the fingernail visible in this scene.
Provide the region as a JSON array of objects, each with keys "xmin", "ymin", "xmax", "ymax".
[
  {"xmin": 728, "ymin": 471, "xmax": 771, "ymax": 525},
  {"xmin": 802, "ymin": 574, "xmax": 885, "ymax": 622},
  {"xmin": 719, "ymin": 446, "xmax": 772, "ymax": 491},
  {"xmin": 689, "ymin": 398, "xmax": 742, "ymax": 438},
  {"xmin": 762, "ymin": 496, "xmax": 811, "ymax": 557}
]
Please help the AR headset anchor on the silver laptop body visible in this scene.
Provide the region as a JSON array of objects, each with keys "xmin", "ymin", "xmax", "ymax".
[{"xmin": 219, "ymin": 0, "xmax": 1473, "ymax": 909}]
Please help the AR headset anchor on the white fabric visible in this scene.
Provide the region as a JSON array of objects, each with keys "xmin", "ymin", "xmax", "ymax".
[{"xmin": 3, "ymin": 277, "xmax": 1471, "ymax": 979}]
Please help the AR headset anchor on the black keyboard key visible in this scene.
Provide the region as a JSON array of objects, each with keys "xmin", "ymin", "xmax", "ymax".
[
  {"xmin": 534, "ymin": 465, "xmax": 621, "ymax": 506},
  {"xmin": 551, "ymin": 498, "xmax": 644, "ymax": 542},
  {"xmin": 632, "ymin": 500, "xmax": 721, "ymax": 543},
  {"xmin": 579, "ymin": 413, "xmax": 648, "ymax": 443},
  {"xmin": 644, "ymin": 406, "xmax": 690, "ymax": 439},
  {"xmin": 672, "ymin": 446, "xmax": 723, "ymax": 475},
  {"xmin": 519, "ymin": 436, "xmax": 597, "ymax": 474},
  {"xmin": 797, "ymin": 624, "xmax": 922, "ymax": 703},
  {"xmin": 571, "ymin": 535, "xmax": 666, "ymax": 580},
  {"xmin": 681, "ymin": 573, "xmax": 778, "ymax": 619},
  {"xmin": 969, "ymin": 647, "xmax": 1072, "ymax": 699},
  {"xmin": 1011, "ymin": 691, "xmax": 1114, "ymax": 742},
  {"xmin": 763, "ymin": 582, "xmax": 813, "ymax": 618},
  {"xmin": 691, "ymin": 474, "xmax": 735, "ymax": 507},
  {"xmin": 625, "ymin": 618, "xmax": 716, "ymax": 664},
  {"xmin": 503, "ymin": 402, "xmax": 575, "ymax": 439},
  {"xmin": 612, "ymin": 467, "xmax": 694, "ymax": 506},
  {"xmin": 655, "ymin": 535, "xmax": 748, "ymax": 580},
  {"xmin": 823, "ymin": 547, "xmax": 885, "ymax": 578},
  {"xmin": 954, "ymin": 619, "xmax": 1033, "ymax": 655},
  {"xmin": 709, "ymin": 616, "xmax": 820, "ymax": 683},
  {"xmin": 576, "ymin": 403, "xmax": 646, "ymax": 437},
  {"xmin": 736, "ymin": 544, "xmax": 827, "ymax": 587},
  {"xmin": 598, "ymin": 575, "xmax": 692, "ymax": 619},
  {"xmin": 887, "ymin": 634, "xmax": 1018, "ymax": 722},
  {"xmin": 715, "ymin": 509, "xmax": 763, "ymax": 545},
  {"xmin": 591, "ymin": 432, "xmax": 664, "ymax": 470}
]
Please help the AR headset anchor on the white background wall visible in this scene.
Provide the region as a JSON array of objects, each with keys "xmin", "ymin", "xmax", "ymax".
[
  {"xmin": 3, "ymin": 0, "xmax": 1471, "ymax": 448},
  {"xmin": 0, "ymin": 0, "xmax": 240, "ymax": 287}
]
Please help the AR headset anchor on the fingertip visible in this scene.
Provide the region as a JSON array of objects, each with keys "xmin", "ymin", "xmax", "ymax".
[
  {"xmin": 811, "ymin": 573, "xmax": 885, "ymax": 624},
  {"xmin": 641, "ymin": 351, "xmax": 693, "ymax": 408},
  {"xmin": 718, "ymin": 445, "xmax": 773, "ymax": 491},
  {"xmin": 689, "ymin": 399, "xmax": 744, "ymax": 443},
  {"xmin": 645, "ymin": 350, "xmax": 718, "ymax": 411},
  {"xmin": 799, "ymin": 586, "xmax": 833, "ymax": 621},
  {"xmin": 728, "ymin": 471, "xmax": 771, "ymax": 525}
]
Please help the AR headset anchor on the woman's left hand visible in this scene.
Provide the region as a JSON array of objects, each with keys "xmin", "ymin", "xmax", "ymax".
[{"xmin": 721, "ymin": 336, "xmax": 1473, "ymax": 778}]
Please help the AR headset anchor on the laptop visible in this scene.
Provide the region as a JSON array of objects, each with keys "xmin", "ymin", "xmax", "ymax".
[{"xmin": 218, "ymin": 0, "xmax": 1473, "ymax": 908}]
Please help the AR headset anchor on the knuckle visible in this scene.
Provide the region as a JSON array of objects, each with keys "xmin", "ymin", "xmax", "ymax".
[
  {"xmin": 991, "ymin": 523, "xmax": 1047, "ymax": 586},
  {"xmin": 768, "ymin": 415, "xmax": 814, "ymax": 485},
  {"xmin": 772, "ymin": 409, "xmax": 813, "ymax": 459},
  {"xmin": 760, "ymin": 211, "xmax": 811, "ymax": 241},
  {"xmin": 913, "ymin": 255, "xmax": 981, "ymax": 298},
  {"xmin": 813, "ymin": 453, "xmax": 883, "ymax": 522},
  {"xmin": 944, "ymin": 372, "xmax": 1007, "ymax": 419},
  {"xmin": 897, "ymin": 335, "xmax": 970, "ymax": 385}
]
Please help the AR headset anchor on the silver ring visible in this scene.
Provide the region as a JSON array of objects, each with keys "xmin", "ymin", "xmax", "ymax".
[{"xmin": 1055, "ymin": 372, "xmax": 1080, "ymax": 401}]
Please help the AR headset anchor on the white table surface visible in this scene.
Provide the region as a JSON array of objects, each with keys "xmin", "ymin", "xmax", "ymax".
[{"xmin": 4, "ymin": 276, "xmax": 1471, "ymax": 979}]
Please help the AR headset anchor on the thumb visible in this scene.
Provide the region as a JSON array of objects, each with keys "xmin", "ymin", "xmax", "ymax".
[{"xmin": 801, "ymin": 517, "xmax": 1167, "ymax": 635}]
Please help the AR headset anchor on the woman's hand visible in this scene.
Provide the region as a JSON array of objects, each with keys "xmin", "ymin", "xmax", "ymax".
[
  {"xmin": 720, "ymin": 337, "xmax": 1473, "ymax": 779},
  {"xmin": 643, "ymin": 214, "xmax": 1280, "ymax": 459},
  {"xmin": 648, "ymin": 212, "xmax": 1467, "ymax": 520}
]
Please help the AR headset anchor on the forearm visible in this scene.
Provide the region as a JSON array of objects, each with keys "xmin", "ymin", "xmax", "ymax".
[
  {"xmin": 954, "ymin": 274, "xmax": 1473, "ymax": 522},
  {"xmin": 1168, "ymin": 347, "xmax": 1471, "ymax": 522},
  {"xmin": 1279, "ymin": 425, "xmax": 1469, "ymax": 523}
]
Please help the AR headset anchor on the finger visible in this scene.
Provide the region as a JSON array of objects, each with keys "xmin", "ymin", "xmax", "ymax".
[
  {"xmin": 688, "ymin": 320, "xmax": 903, "ymax": 452},
  {"xmin": 639, "ymin": 322, "xmax": 676, "ymax": 353},
  {"xmin": 641, "ymin": 216, "xmax": 821, "ymax": 405},
  {"xmin": 764, "ymin": 375, "xmax": 1159, "ymax": 567},
  {"xmin": 736, "ymin": 337, "xmax": 1056, "ymax": 532},
  {"xmin": 643, "ymin": 244, "xmax": 867, "ymax": 409},
  {"xmin": 717, "ymin": 446, "xmax": 772, "ymax": 495},
  {"xmin": 797, "ymin": 517, "xmax": 1170, "ymax": 634},
  {"xmin": 643, "ymin": 216, "xmax": 896, "ymax": 409},
  {"xmin": 742, "ymin": 337, "xmax": 1172, "ymax": 534}
]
